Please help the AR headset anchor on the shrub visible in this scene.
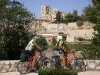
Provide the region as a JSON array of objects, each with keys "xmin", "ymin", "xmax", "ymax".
[
  {"xmin": 77, "ymin": 37, "xmax": 84, "ymax": 41},
  {"xmin": 76, "ymin": 21, "xmax": 83, "ymax": 27},
  {"xmin": 58, "ymin": 32, "xmax": 64, "ymax": 35},
  {"xmin": 38, "ymin": 68, "xmax": 78, "ymax": 75}
]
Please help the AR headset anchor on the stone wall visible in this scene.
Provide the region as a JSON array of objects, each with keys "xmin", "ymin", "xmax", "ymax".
[
  {"xmin": 0, "ymin": 60, "xmax": 100, "ymax": 73},
  {"xmin": 0, "ymin": 60, "xmax": 19, "ymax": 73},
  {"xmin": 43, "ymin": 22, "xmax": 94, "ymax": 32},
  {"xmin": 84, "ymin": 60, "xmax": 100, "ymax": 71},
  {"xmin": 0, "ymin": 50, "xmax": 99, "ymax": 73},
  {"xmin": 43, "ymin": 22, "xmax": 94, "ymax": 39}
]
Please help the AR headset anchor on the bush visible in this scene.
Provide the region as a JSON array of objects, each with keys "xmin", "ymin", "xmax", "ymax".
[
  {"xmin": 76, "ymin": 21, "xmax": 83, "ymax": 27},
  {"xmin": 58, "ymin": 32, "xmax": 64, "ymax": 35},
  {"xmin": 38, "ymin": 68, "xmax": 78, "ymax": 75},
  {"xmin": 77, "ymin": 37, "xmax": 84, "ymax": 41},
  {"xmin": 52, "ymin": 37, "xmax": 57, "ymax": 45}
]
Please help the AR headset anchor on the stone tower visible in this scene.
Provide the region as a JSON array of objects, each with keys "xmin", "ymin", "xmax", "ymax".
[
  {"xmin": 41, "ymin": 5, "xmax": 51, "ymax": 20},
  {"xmin": 41, "ymin": 5, "xmax": 67, "ymax": 21}
]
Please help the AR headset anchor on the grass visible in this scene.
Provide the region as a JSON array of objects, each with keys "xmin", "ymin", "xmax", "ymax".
[
  {"xmin": 67, "ymin": 43, "xmax": 86, "ymax": 50},
  {"xmin": 45, "ymin": 43, "xmax": 87, "ymax": 51}
]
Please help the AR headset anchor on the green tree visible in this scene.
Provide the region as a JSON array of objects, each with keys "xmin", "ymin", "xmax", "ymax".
[
  {"xmin": 1, "ymin": 25, "xmax": 30, "ymax": 60},
  {"xmin": 79, "ymin": 14, "xmax": 87, "ymax": 21},
  {"xmin": 73, "ymin": 10, "xmax": 78, "ymax": 21},
  {"xmin": 0, "ymin": 42, "xmax": 8, "ymax": 59},
  {"xmin": 0, "ymin": 0, "xmax": 34, "ymax": 60},
  {"xmin": 54, "ymin": 11, "xmax": 63, "ymax": 23},
  {"xmin": 62, "ymin": 18, "xmax": 69, "ymax": 24},
  {"xmin": 64, "ymin": 13, "xmax": 75, "ymax": 23},
  {"xmin": 83, "ymin": 5, "xmax": 98, "ymax": 23},
  {"xmin": 52, "ymin": 37, "xmax": 57, "ymax": 45},
  {"xmin": 36, "ymin": 36, "xmax": 48, "ymax": 49},
  {"xmin": 82, "ymin": 0, "xmax": 100, "ymax": 59}
]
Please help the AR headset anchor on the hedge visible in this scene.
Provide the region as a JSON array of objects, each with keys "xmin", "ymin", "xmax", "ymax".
[{"xmin": 38, "ymin": 68, "xmax": 78, "ymax": 75}]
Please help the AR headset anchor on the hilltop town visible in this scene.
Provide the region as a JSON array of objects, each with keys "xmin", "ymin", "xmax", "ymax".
[{"xmin": 31, "ymin": 5, "xmax": 94, "ymax": 44}]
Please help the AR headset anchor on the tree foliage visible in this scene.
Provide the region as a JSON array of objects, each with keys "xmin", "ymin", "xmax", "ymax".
[
  {"xmin": 54, "ymin": 11, "xmax": 63, "ymax": 23},
  {"xmin": 79, "ymin": 14, "xmax": 87, "ymax": 21},
  {"xmin": 52, "ymin": 37, "xmax": 57, "ymax": 45},
  {"xmin": 64, "ymin": 13, "xmax": 75, "ymax": 22},
  {"xmin": 83, "ymin": 5, "xmax": 98, "ymax": 23},
  {"xmin": 1, "ymin": 25, "xmax": 30, "ymax": 60},
  {"xmin": 73, "ymin": 10, "xmax": 78, "ymax": 21},
  {"xmin": 82, "ymin": 0, "xmax": 100, "ymax": 59},
  {"xmin": 36, "ymin": 36, "xmax": 48, "ymax": 49},
  {"xmin": 0, "ymin": 0, "xmax": 34, "ymax": 60},
  {"xmin": 54, "ymin": 9, "xmax": 86, "ymax": 24},
  {"xmin": 63, "ymin": 10, "xmax": 79, "ymax": 24}
]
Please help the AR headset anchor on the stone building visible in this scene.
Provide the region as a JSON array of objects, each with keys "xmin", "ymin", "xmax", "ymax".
[{"xmin": 41, "ymin": 5, "xmax": 67, "ymax": 21}]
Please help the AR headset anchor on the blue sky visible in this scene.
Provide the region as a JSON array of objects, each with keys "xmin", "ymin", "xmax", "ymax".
[{"xmin": 16, "ymin": 0, "xmax": 91, "ymax": 18}]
